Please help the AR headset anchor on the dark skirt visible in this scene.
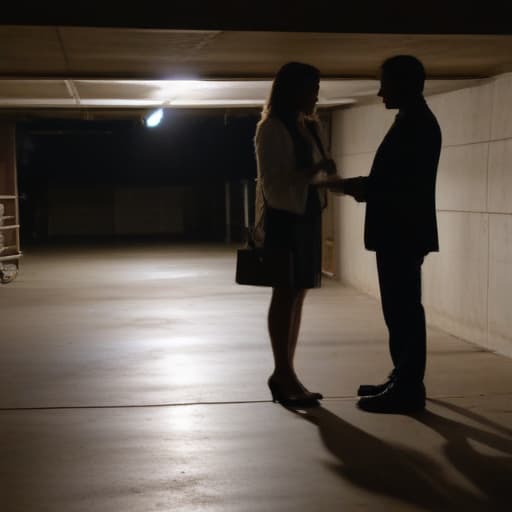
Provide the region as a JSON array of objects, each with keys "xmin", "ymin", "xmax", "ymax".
[{"xmin": 264, "ymin": 188, "xmax": 322, "ymax": 289}]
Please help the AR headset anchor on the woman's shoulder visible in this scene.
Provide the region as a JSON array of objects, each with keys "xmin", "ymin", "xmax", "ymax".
[{"xmin": 256, "ymin": 116, "xmax": 288, "ymax": 139}]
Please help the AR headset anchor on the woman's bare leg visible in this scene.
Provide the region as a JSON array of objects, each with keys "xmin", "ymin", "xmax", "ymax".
[
  {"xmin": 268, "ymin": 287, "xmax": 305, "ymax": 395},
  {"xmin": 288, "ymin": 289, "xmax": 307, "ymax": 363},
  {"xmin": 268, "ymin": 287, "xmax": 317, "ymax": 398},
  {"xmin": 288, "ymin": 289, "xmax": 319, "ymax": 396}
]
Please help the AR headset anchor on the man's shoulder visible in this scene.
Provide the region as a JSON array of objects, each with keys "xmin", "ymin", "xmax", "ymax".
[{"xmin": 402, "ymin": 106, "xmax": 441, "ymax": 140}]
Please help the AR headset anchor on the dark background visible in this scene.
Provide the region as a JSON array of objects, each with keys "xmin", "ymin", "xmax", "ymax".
[
  {"xmin": 2, "ymin": 1, "xmax": 511, "ymax": 34},
  {"xmin": 16, "ymin": 110, "xmax": 259, "ymax": 243}
]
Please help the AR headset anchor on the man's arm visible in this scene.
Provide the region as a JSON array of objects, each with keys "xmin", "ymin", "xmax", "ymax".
[
  {"xmin": 342, "ymin": 177, "xmax": 368, "ymax": 202},
  {"xmin": 324, "ymin": 176, "xmax": 368, "ymax": 202}
]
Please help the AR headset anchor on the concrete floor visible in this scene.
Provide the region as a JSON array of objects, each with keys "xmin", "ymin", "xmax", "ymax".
[{"xmin": 0, "ymin": 242, "xmax": 511, "ymax": 511}]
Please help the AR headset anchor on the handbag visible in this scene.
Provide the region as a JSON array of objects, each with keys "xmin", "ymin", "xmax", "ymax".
[
  {"xmin": 235, "ymin": 193, "xmax": 294, "ymax": 287},
  {"xmin": 235, "ymin": 244, "xmax": 294, "ymax": 287}
]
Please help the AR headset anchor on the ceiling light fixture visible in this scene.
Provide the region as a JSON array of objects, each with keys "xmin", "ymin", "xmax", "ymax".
[{"xmin": 144, "ymin": 108, "xmax": 164, "ymax": 127}]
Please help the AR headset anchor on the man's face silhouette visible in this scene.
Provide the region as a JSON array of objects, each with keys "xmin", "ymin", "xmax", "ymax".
[{"xmin": 378, "ymin": 71, "xmax": 402, "ymax": 109}]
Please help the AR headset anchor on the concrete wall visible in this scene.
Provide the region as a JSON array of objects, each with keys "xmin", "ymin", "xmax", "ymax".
[
  {"xmin": 47, "ymin": 186, "xmax": 185, "ymax": 237},
  {"xmin": 45, "ymin": 184, "xmax": 227, "ymax": 241},
  {"xmin": 331, "ymin": 73, "xmax": 512, "ymax": 357}
]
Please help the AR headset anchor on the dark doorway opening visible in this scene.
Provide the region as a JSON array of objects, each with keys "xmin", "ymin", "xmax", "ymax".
[{"xmin": 16, "ymin": 110, "xmax": 258, "ymax": 246}]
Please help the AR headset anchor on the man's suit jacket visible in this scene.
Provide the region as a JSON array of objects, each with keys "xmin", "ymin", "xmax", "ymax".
[{"xmin": 364, "ymin": 99, "xmax": 442, "ymax": 255}]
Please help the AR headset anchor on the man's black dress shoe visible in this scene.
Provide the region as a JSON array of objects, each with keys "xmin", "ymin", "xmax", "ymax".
[
  {"xmin": 358, "ymin": 371, "xmax": 398, "ymax": 396},
  {"xmin": 357, "ymin": 380, "xmax": 393, "ymax": 397},
  {"xmin": 357, "ymin": 382, "xmax": 425, "ymax": 414}
]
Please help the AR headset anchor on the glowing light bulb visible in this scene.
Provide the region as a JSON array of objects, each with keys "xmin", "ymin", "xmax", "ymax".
[{"xmin": 145, "ymin": 108, "xmax": 163, "ymax": 127}]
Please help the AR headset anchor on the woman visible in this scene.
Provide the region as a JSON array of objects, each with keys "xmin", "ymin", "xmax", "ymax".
[{"xmin": 254, "ymin": 62, "xmax": 337, "ymax": 407}]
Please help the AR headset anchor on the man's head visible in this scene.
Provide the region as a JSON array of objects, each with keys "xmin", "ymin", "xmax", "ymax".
[{"xmin": 378, "ymin": 55, "xmax": 426, "ymax": 109}]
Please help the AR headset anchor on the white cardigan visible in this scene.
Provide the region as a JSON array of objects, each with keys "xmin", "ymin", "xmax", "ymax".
[{"xmin": 253, "ymin": 116, "xmax": 328, "ymax": 242}]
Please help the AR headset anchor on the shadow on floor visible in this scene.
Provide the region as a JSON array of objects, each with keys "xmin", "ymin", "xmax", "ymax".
[
  {"xmin": 290, "ymin": 401, "xmax": 511, "ymax": 511},
  {"xmin": 416, "ymin": 398, "xmax": 512, "ymax": 506}
]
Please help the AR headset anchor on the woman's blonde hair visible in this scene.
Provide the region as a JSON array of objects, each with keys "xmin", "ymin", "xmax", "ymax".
[
  {"xmin": 256, "ymin": 62, "xmax": 321, "ymax": 171},
  {"xmin": 261, "ymin": 62, "xmax": 320, "ymax": 122}
]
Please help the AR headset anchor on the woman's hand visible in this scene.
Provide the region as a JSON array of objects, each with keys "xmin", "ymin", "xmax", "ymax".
[
  {"xmin": 314, "ymin": 175, "xmax": 344, "ymax": 191},
  {"xmin": 314, "ymin": 158, "xmax": 337, "ymax": 175}
]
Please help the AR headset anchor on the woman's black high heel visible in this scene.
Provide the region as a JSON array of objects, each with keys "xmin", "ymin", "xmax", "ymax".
[
  {"xmin": 302, "ymin": 388, "xmax": 323, "ymax": 401},
  {"xmin": 267, "ymin": 377, "xmax": 320, "ymax": 407}
]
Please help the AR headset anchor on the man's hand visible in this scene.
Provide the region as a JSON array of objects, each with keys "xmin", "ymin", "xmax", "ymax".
[
  {"xmin": 321, "ymin": 176, "xmax": 367, "ymax": 201},
  {"xmin": 313, "ymin": 173, "xmax": 368, "ymax": 203},
  {"xmin": 341, "ymin": 177, "xmax": 367, "ymax": 202}
]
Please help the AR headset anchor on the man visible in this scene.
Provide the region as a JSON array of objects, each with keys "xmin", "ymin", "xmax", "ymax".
[{"xmin": 330, "ymin": 55, "xmax": 441, "ymax": 413}]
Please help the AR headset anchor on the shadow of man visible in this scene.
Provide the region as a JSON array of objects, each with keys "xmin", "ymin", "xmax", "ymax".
[
  {"xmin": 413, "ymin": 398, "xmax": 512, "ymax": 507},
  {"xmin": 291, "ymin": 404, "xmax": 500, "ymax": 511}
]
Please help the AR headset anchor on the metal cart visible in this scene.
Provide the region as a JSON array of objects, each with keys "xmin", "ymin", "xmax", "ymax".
[{"xmin": 0, "ymin": 124, "xmax": 21, "ymax": 284}]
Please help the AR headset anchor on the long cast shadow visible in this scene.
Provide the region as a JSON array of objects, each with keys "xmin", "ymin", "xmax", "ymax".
[
  {"xmin": 413, "ymin": 398, "xmax": 512, "ymax": 505},
  {"xmin": 290, "ymin": 404, "xmax": 508, "ymax": 511}
]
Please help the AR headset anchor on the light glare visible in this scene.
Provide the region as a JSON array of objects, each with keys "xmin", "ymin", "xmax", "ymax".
[{"xmin": 145, "ymin": 108, "xmax": 163, "ymax": 127}]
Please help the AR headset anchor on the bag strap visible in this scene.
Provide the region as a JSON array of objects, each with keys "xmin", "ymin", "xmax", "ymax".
[
  {"xmin": 244, "ymin": 179, "xmax": 265, "ymax": 248},
  {"xmin": 306, "ymin": 122, "xmax": 330, "ymax": 211},
  {"xmin": 307, "ymin": 122, "xmax": 328, "ymax": 161}
]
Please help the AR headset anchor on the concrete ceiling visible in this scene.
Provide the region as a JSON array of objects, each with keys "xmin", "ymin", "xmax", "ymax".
[
  {"xmin": 0, "ymin": 21, "xmax": 510, "ymax": 114},
  {"xmin": 1, "ymin": 26, "xmax": 512, "ymax": 80}
]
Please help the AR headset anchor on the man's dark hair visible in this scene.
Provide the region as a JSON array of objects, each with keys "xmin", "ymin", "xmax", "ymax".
[{"xmin": 381, "ymin": 55, "xmax": 426, "ymax": 94}]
